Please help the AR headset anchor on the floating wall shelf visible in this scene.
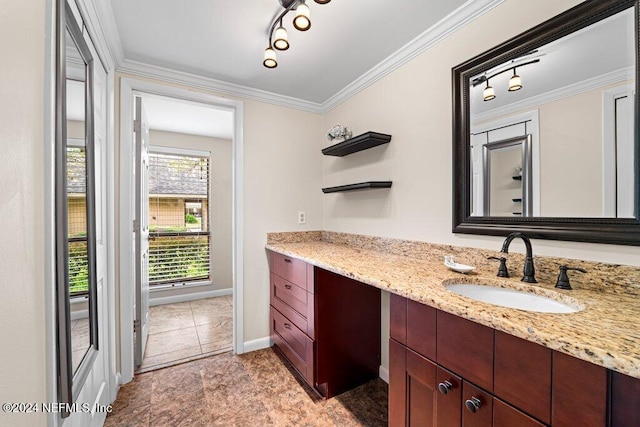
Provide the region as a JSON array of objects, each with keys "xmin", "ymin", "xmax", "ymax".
[
  {"xmin": 322, "ymin": 181, "xmax": 393, "ymax": 194},
  {"xmin": 322, "ymin": 131, "xmax": 392, "ymax": 157}
]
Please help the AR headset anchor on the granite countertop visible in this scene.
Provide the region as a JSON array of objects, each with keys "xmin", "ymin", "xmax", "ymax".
[{"xmin": 265, "ymin": 240, "xmax": 640, "ymax": 379}]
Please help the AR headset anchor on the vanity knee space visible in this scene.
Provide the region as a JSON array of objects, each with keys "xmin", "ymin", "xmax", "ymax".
[{"xmin": 388, "ymin": 293, "xmax": 640, "ymax": 427}]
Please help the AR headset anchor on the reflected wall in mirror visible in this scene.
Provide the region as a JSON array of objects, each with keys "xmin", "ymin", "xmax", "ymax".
[
  {"xmin": 56, "ymin": 1, "xmax": 97, "ymax": 410},
  {"xmin": 453, "ymin": 0, "xmax": 640, "ymax": 245}
]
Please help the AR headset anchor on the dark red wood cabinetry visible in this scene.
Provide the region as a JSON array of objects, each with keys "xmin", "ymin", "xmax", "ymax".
[
  {"xmin": 268, "ymin": 251, "xmax": 380, "ymax": 398},
  {"xmin": 389, "ymin": 293, "xmax": 640, "ymax": 426}
]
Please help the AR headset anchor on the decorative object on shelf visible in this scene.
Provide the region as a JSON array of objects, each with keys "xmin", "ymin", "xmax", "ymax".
[
  {"xmin": 444, "ymin": 256, "xmax": 475, "ymax": 274},
  {"xmin": 322, "ymin": 181, "xmax": 392, "ymax": 193},
  {"xmin": 326, "ymin": 124, "xmax": 352, "ymax": 143},
  {"xmin": 322, "ymin": 131, "xmax": 391, "ymax": 156},
  {"xmin": 263, "ymin": 0, "xmax": 331, "ymax": 69}
]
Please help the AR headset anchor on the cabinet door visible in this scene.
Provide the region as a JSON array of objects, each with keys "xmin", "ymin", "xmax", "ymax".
[
  {"xmin": 389, "ymin": 341, "xmax": 461, "ymax": 427},
  {"xmin": 405, "ymin": 347, "xmax": 438, "ymax": 426},
  {"xmin": 552, "ymin": 351, "xmax": 607, "ymax": 427},
  {"xmin": 494, "ymin": 331, "xmax": 551, "ymax": 424},
  {"xmin": 462, "ymin": 382, "xmax": 492, "ymax": 427},
  {"xmin": 610, "ymin": 370, "xmax": 640, "ymax": 427}
]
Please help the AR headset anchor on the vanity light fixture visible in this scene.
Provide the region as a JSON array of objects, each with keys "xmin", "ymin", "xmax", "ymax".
[
  {"xmin": 483, "ymin": 80, "xmax": 496, "ymax": 101},
  {"xmin": 263, "ymin": 0, "xmax": 331, "ymax": 68},
  {"xmin": 509, "ymin": 68, "xmax": 522, "ymax": 91}
]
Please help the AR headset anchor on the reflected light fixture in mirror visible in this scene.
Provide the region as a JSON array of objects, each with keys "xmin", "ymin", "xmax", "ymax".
[
  {"xmin": 483, "ymin": 80, "xmax": 496, "ymax": 101},
  {"xmin": 509, "ymin": 68, "xmax": 522, "ymax": 91}
]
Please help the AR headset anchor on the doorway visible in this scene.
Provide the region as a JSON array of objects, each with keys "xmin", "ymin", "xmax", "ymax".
[{"xmin": 119, "ymin": 79, "xmax": 244, "ymax": 383}]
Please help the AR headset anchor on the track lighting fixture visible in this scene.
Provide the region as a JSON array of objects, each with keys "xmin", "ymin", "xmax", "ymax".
[
  {"xmin": 483, "ymin": 80, "xmax": 495, "ymax": 101},
  {"xmin": 263, "ymin": 0, "xmax": 331, "ymax": 68},
  {"xmin": 508, "ymin": 68, "xmax": 522, "ymax": 91}
]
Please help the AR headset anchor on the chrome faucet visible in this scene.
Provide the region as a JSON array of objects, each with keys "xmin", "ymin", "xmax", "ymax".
[{"xmin": 501, "ymin": 232, "xmax": 537, "ymax": 283}]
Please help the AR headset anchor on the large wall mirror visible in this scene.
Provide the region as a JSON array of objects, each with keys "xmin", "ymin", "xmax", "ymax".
[
  {"xmin": 55, "ymin": 0, "xmax": 98, "ymax": 411},
  {"xmin": 453, "ymin": 0, "xmax": 640, "ymax": 245}
]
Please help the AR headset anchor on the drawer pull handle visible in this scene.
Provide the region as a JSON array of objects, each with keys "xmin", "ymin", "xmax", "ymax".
[
  {"xmin": 438, "ymin": 380, "xmax": 453, "ymax": 395},
  {"xmin": 284, "ymin": 323, "xmax": 291, "ymax": 329},
  {"xmin": 284, "ymin": 284, "xmax": 292, "ymax": 290},
  {"xmin": 465, "ymin": 397, "xmax": 482, "ymax": 413},
  {"xmin": 284, "ymin": 258, "xmax": 292, "ymax": 263}
]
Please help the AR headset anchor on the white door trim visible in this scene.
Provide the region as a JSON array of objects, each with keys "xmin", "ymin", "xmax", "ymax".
[{"xmin": 118, "ymin": 77, "xmax": 244, "ymax": 384}]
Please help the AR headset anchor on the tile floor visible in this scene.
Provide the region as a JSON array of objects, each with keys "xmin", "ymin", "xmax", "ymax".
[
  {"xmin": 105, "ymin": 348, "xmax": 388, "ymax": 426},
  {"xmin": 140, "ymin": 296, "xmax": 233, "ymax": 371}
]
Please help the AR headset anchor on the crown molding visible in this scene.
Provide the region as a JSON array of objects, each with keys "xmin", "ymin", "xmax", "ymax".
[
  {"xmin": 117, "ymin": 59, "xmax": 325, "ymax": 114},
  {"xmin": 320, "ymin": 0, "xmax": 505, "ymax": 112},
  {"xmin": 75, "ymin": 0, "xmax": 122, "ymax": 70},
  {"xmin": 472, "ymin": 66, "xmax": 634, "ymax": 124}
]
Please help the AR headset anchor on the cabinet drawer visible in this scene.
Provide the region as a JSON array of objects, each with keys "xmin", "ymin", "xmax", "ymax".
[
  {"xmin": 494, "ymin": 399, "xmax": 545, "ymax": 427},
  {"xmin": 407, "ymin": 299, "xmax": 437, "ymax": 361},
  {"xmin": 462, "ymin": 382, "xmax": 493, "ymax": 427},
  {"xmin": 272, "ymin": 273, "xmax": 309, "ymax": 317},
  {"xmin": 437, "ymin": 311, "xmax": 494, "ymax": 392},
  {"xmin": 271, "ymin": 251, "xmax": 307, "ymax": 289},
  {"xmin": 271, "ymin": 307, "xmax": 313, "ymax": 384}
]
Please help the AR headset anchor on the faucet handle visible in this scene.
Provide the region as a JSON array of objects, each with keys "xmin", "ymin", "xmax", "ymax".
[
  {"xmin": 487, "ymin": 256, "xmax": 509, "ymax": 278},
  {"xmin": 555, "ymin": 265, "xmax": 587, "ymax": 290}
]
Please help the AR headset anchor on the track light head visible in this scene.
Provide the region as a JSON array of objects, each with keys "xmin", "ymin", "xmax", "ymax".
[
  {"xmin": 273, "ymin": 22, "xmax": 289, "ymax": 50},
  {"xmin": 509, "ymin": 68, "xmax": 522, "ymax": 91},
  {"xmin": 293, "ymin": 1, "xmax": 311, "ymax": 31},
  {"xmin": 483, "ymin": 80, "xmax": 495, "ymax": 101},
  {"xmin": 263, "ymin": 46, "xmax": 278, "ymax": 68}
]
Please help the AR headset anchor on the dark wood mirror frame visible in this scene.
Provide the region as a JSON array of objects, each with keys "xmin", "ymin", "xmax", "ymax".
[{"xmin": 452, "ymin": 0, "xmax": 640, "ymax": 246}]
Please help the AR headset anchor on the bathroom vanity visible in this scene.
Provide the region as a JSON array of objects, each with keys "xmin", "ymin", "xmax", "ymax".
[{"xmin": 266, "ymin": 231, "xmax": 640, "ymax": 427}]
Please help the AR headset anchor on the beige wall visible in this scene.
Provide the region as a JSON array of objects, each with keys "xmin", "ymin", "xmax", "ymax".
[
  {"xmin": 0, "ymin": 0, "xmax": 48, "ymax": 425},
  {"xmin": 322, "ymin": 0, "xmax": 640, "ymax": 371},
  {"xmin": 149, "ymin": 130, "xmax": 233, "ymax": 294}
]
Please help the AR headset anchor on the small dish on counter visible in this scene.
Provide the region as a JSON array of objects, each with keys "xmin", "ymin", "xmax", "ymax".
[{"xmin": 444, "ymin": 256, "xmax": 475, "ymax": 274}]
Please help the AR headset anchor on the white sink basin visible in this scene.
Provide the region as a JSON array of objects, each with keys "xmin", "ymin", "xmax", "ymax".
[{"xmin": 445, "ymin": 284, "xmax": 582, "ymax": 313}]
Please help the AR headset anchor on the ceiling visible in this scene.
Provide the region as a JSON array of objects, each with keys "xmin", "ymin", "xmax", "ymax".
[
  {"xmin": 108, "ymin": 0, "xmax": 468, "ymax": 104},
  {"xmin": 140, "ymin": 94, "xmax": 234, "ymax": 139}
]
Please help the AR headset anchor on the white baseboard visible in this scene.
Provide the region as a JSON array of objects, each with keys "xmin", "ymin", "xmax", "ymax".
[
  {"xmin": 242, "ymin": 336, "xmax": 273, "ymax": 354},
  {"xmin": 379, "ymin": 365, "xmax": 389, "ymax": 384},
  {"xmin": 149, "ymin": 288, "xmax": 232, "ymax": 307}
]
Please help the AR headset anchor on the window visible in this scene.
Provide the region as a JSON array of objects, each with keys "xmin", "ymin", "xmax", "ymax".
[
  {"xmin": 67, "ymin": 144, "xmax": 89, "ymax": 296},
  {"xmin": 148, "ymin": 151, "xmax": 210, "ymax": 285}
]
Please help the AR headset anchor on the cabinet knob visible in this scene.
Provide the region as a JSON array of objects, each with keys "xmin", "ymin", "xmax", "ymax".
[
  {"xmin": 283, "ymin": 323, "xmax": 291, "ymax": 330},
  {"xmin": 284, "ymin": 258, "xmax": 292, "ymax": 263},
  {"xmin": 438, "ymin": 380, "xmax": 453, "ymax": 395},
  {"xmin": 465, "ymin": 397, "xmax": 482, "ymax": 413},
  {"xmin": 284, "ymin": 284, "xmax": 292, "ymax": 290}
]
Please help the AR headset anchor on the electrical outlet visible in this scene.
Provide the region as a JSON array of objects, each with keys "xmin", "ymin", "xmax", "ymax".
[{"xmin": 298, "ymin": 211, "xmax": 306, "ymax": 224}]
